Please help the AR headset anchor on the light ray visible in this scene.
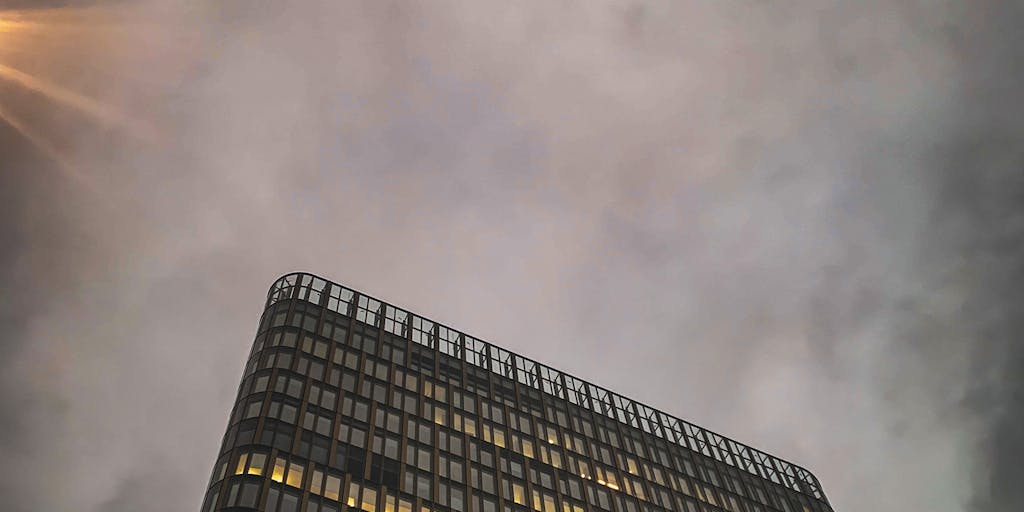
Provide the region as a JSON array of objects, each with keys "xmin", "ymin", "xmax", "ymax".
[
  {"xmin": 0, "ymin": 103, "xmax": 94, "ymax": 189},
  {"xmin": 0, "ymin": 62, "xmax": 156, "ymax": 142}
]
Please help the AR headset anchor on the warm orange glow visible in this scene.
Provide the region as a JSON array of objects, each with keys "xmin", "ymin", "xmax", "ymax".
[
  {"xmin": 324, "ymin": 476, "xmax": 341, "ymax": 501},
  {"xmin": 270, "ymin": 458, "xmax": 286, "ymax": 483},
  {"xmin": 0, "ymin": 63, "xmax": 153, "ymax": 139},
  {"xmin": 285, "ymin": 463, "xmax": 304, "ymax": 487},
  {"xmin": 362, "ymin": 488, "xmax": 378, "ymax": 512},
  {"xmin": 247, "ymin": 453, "xmax": 266, "ymax": 476},
  {"xmin": 0, "ymin": 7, "xmax": 160, "ymax": 144}
]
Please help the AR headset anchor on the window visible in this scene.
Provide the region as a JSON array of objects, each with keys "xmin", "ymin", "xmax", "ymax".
[
  {"xmin": 325, "ymin": 474, "xmax": 342, "ymax": 501},
  {"xmin": 225, "ymin": 478, "xmax": 261, "ymax": 508},
  {"xmin": 272, "ymin": 457, "xmax": 287, "ymax": 482},
  {"xmin": 286, "ymin": 461, "xmax": 304, "ymax": 487},
  {"xmin": 504, "ymin": 478, "xmax": 527, "ymax": 505},
  {"xmin": 254, "ymin": 374, "xmax": 270, "ymax": 393},
  {"xmin": 361, "ymin": 487, "xmax": 378, "ymax": 512},
  {"xmin": 280, "ymin": 489, "xmax": 300, "ymax": 512},
  {"xmin": 248, "ymin": 453, "xmax": 267, "ymax": 475},
  {"xmin": 269, "ymin": 399, "xmax": 299, "ymax": 423},
  {"xmin": 348, "ymin": 482, "xmax": 361, "ymax": 507},
  {"xmin": 202, "ymin": 489, "xmax": 219, "ymax": 512},
  {"xmin": 532, "ymin": 490, "xmax": 557, "ymax": 512},
  {"xmin": 470, "ymin": 465, "xmax": 496, "ymax": 495}
]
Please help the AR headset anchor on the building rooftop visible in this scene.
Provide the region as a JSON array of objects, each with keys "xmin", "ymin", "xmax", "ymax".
[{"xmin": 266, "ymin": 272, "xmax": 831, "ymax": 508}]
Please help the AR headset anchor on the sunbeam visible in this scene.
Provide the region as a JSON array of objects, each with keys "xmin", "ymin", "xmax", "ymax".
[
  {"xmin": 0, "ymin": 62, "xmax": 155, "ymax": 141},
  {"xmin": 0, "ymin": 103, "xmax": 93, "ymax": 188}
]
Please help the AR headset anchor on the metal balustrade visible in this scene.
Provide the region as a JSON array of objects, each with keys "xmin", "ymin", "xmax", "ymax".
[{"xmin": 265, "ymin": 272, "xmax": 830, "ymax": 507}]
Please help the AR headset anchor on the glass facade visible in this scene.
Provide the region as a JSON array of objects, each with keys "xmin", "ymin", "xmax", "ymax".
[{"xmin": 202, "ymin": 272, "xmax": 833, "ymax": 512}]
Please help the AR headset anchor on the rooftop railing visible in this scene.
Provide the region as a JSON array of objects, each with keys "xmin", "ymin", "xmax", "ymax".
[{"xmin": 265, "ymin": 272, "xmax": 831, "ymax": 507}]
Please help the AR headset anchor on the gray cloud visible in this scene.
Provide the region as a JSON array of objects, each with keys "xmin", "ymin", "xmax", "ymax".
[{"xmin": 0, "ymin": 1, "xmax": 1021, "ymax": 511}]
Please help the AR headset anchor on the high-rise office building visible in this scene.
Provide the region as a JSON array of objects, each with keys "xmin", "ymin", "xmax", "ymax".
[{"xmin": 202, "ymin": 273, "xmax": 833, "ymax": 512}]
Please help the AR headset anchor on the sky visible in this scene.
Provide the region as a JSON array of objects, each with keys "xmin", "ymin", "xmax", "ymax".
[{"xmin": 0, "ymin": 1, "xmax": 1022, "ymax": 511}]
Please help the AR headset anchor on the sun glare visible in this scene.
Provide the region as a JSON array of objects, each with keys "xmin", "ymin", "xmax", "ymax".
[{"xmin": 0, "ymin": 7, "xmax": 159, "ymax": 180}]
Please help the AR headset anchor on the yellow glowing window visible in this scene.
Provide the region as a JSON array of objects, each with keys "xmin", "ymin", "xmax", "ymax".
[
  {"xmin": 271, "ymin": 457, "xmax": 287, "ymax": 483},
  {"xmin": 545, "ymin": 427, "xmax": 559, "ymax": 445},
  {"xmin": 434, "ymin": 408, "xmax": 446, "ymax": 425},
  {"xmin": 550, "ymin": 450, "xmax": 562, "ymax": 469},
  {"xmin": 626, "ymin": 458, "xmax": 638, "ymax": 475},
  {"xmin": 464, "ymin": 418, "xmax": 476, "ymax": 436},
  {"xmin": 604, "ymin": 472, "xmax": 618, "ymax": 489},
  {"xmin": 325, "ymin": 475, "xmax": 342, "ymax": 499},
  {"xmin": 384, "ymin": 495, "xmax": 397, "ymax": 512},
  {"xmin": 347, "ymin": 483, "xmax": 361, "ymax": 507},
  {"xmin": 522, "ymin": 439, "xmax": 534, "ymax": 458},
  {"xmin": 577, "ymin": 460, "xmax": 591, "ymax": 479},
  {"xmin": 494, "ymin": 429, "xmax": 506, "ymax": 448},
  {"xmin": 631, "ymin": 480, "xmax": 645, "ymax": 500},
  {"xmin": 311, "ymin": 470, "xmax": 324, "ymax": 495},
  {"xmin": 398, "ymin": 498, "xmax": 412, "ymax": 512},
  {"xmin": 248, "ymin": 453, "xmax": 266, "ymax": 476},
  {"xmin": 325, "ymin": 475, "xmax": 341, "ymax": 501},
  {"xmin": 512, "ymin": 483, "xmax": 526, "ymax": 505},
  {"xmin": 532, "ymin": 491, "xmax": 542, "ymax": 511},
  {"xmin": 362, "ymin": 487, "xmax": 377, "ymax": 512},
  {"xmin": 543, "ymin": 495, "xmax": 557, "ymax": 512},
  {"xmin": 286, "ymin": 462, "xmax": 304, "ymax": 488},
  {"xmin": 235, "ymin": 453, "xmax": 249, "ymax": 475}
]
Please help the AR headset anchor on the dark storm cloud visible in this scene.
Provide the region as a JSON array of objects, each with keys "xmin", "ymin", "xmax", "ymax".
[
  {"xmin": 1, "ymin": 1, "xmax": 1022, "ymax": 511},
  {"xmin": 929, "ymin": 6, "xmax": 1024, "ymax": 505},
  {"xmin": 906, "ymin": 3, "xmax": 1024, "ymax": 509}
]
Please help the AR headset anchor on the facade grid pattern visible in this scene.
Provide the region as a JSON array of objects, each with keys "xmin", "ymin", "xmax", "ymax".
[{"xmin": 201, "ymin": 272, "xmax": 833, "ymax": 512}]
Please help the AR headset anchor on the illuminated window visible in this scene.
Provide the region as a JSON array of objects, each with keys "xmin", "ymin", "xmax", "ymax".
[
  {"xmin": 347, "ymin": 482, "xmax": 361, "ymax": 507},
  {"xmin": 620, "ymin": 455, "xmax": 639, "ymax": 476},
  {"xmin": 325, "ymin": 475, "xmax": 342, "ymax": 501},
  {"xmin": 577, "ymin": 458, "xmax": 592, "ymax": 479},
  {"xmin": 271, "ymin": 457, "xmax": 287, "ymax": 483},
  {"xmin": 311, "ymin": 469, "xmax": 324, "ymax": 495},
  {"xmin": 362, "ymin": 487, "xmax": 378, "ymax": 512},
  {"xmin": 512, "ymin": 482, "xmax": 527, "ymax": 505},
  {"xmin": 235, "ymin": 453, "xmax": 249, "ymax": 475},
  {"xmin": 286, "ymin": 461, "xmax": 304, "ymax": 487},
  {"xmin": 249, "ymin": 453, "xmax": 266, "ymax": 476},
  {"xmin": 521, "ymin": 438, "xmax": 534, "ymax": 458}
]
